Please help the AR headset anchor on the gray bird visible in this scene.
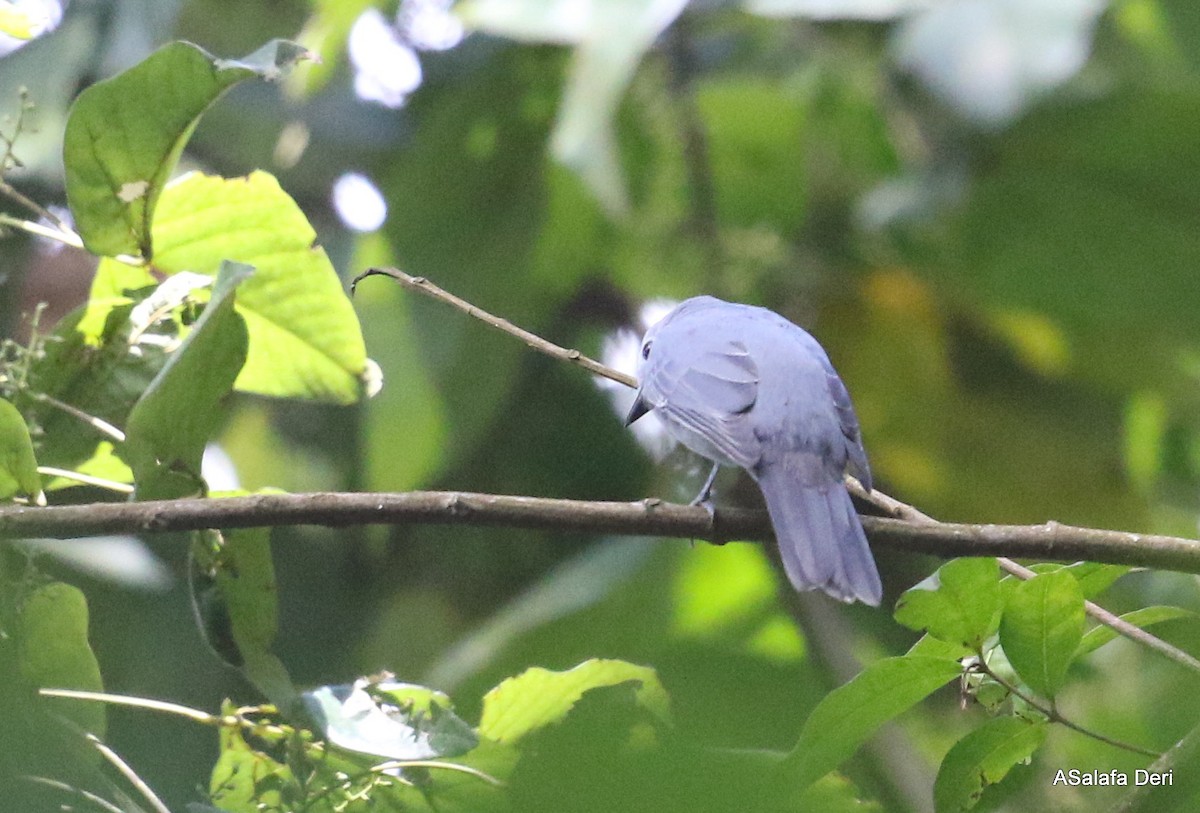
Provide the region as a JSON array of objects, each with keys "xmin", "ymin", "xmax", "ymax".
[{"xmin": 625, "ymin": 296, "xmax": 881, "ymax": 605}]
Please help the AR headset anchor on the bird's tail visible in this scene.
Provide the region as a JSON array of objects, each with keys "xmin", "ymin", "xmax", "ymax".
[{"xmin": 754, "ymin": 465, "xmax": 882, "ymax": 606}]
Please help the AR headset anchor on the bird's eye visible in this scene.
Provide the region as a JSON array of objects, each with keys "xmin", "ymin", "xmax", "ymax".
[{"xmin": 642, "ymin": 342, "xmax": 652, "ymax": 360}]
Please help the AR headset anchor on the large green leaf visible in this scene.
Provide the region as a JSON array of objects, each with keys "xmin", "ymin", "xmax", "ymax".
[
  {"xmin": 0, "ymin": 398, "xmax": 43, "ymax": 503},
  {"xmin": 124, "ymin": 261, "xmax": 250, "ymax": 499},
  {"xmin": 17, "ymin": 582, "xmax": 106, "ymax": 739},
  {"xmin": 191, "ymin": 526, "xmax": 295, "ymax": 708},
  {"xmin": 999, "ymin": 570, "xmax": 1085, "ymax": 699},
  {"xmin": 479, "ymin": 658, "xmax": 670, "ymax": 744},
  {"xmin": 778, "ymin": 655, "xmax": 962, "ymax": 792},
  {"xmin": 151, "ymin": 171, "xmax": 369, "ymax": 403},
  {"xmin": 934, "ymin": 716, "xmax": 1046, "ymax": 813},
  {"xmin": 895, "ymin": 558, "xmax": 1001, "ymax": 650},
  {"xmin": 64, "ymin": 39, "xmax": 313, "ymax": 259}
]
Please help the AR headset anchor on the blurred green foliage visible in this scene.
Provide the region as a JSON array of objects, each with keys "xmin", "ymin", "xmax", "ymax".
[{"xmin": 2, "ymin": 0, "xmax": 1200, "ymax": 811}]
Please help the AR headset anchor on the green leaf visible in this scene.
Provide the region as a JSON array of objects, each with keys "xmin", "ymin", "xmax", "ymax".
[
  {"xmin": 152, "ymin": 171, "xmax": 369, "ymax": 403},
  {"xmin": 796, "ymin": 773, "xmax": 885, "ymax": 813},
  {"xmin": 27, "ymin": 276, "xmax": 190, "ymax": 475},
  {"xmin": 191, "ymin": 528, "xmax": 295, "ymax": 708},
  {"xmin": 999, "ymin": 570, "xmax": 1085, "ymax": 699},
  {"xmin": 934, "ymin": 717, "xmax": 1046, "ymax": 813},
  {"xmin": 43, "ymin": 441, "xmax": 133, "ymax": 492},
  {"xmin": 895, "ymin": 558, "xmax": 1001, "ymax": 650},
  {"xmin": 778, "ymin": 655, "xmax": 962, "ymax": 792},
  {"xmin": 124, "ymin": 261, "xmax": 250, "ymax": 499},
  {"xmin": 906, "ymin": 633, "xmax": 972, "ymax": 661},
  {"xmin": 1060, "ymin": 562, "xmax": 1129, "ymax": 600},
  {"xmin": 64, "ymin": 39, "xmax": 313, "ymax": 259},
  {"xmin": 479, "ymin": 658, "xmax": 670, "ymax": 744},
  {"xmin": 210, "ymin": 720, "xmax": 294, "ymax": 812},
  {"xmin": 17, "ymin": 582, "xmax": 106, "ymax": 739},
  {"xmin": 1077, "ymin": 606, "xmax": 1198, "ymax": 658},
  {"xmin": 1014, "ymin": 561, "xmax": 1128, "ymax": 600},
  {"xmin": 0, "ymin": 397, "xmax": 44, "ymax": 503},
  {"xmin": 88, "ymin": 257, "xmax": 157, "ymax": 302}
]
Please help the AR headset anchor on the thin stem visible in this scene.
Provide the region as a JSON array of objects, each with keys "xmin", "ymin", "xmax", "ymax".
[
  {"xmin": 17, "ymin": 777, "xmax": 126, "ymax": 813},
  {"xmin": 85, "ymin": 733, "xmax": 172, "ymax": 813},
  {"xmin": 29, "ymin": 392, "xmax": 126, "ymax": 442},
  {"xmin": 36, "ymin": 466, "xmax": 134, "ymax": 494},
  {"xmin": 350, "ymin": 268, "xmax": 637, "ymax": 388},
  {"xmin": 0, "ymin": 88, "xmax": 77, "ymax": 237},
  {"xmin": 972, "ymin": 661, "xmax": 1159, "ymax": 758},
  {"xmin": 0, "ymin": 212, "xmax": 84, "ymax": 248},
  {"xmin": 372, "ymin": 759, "xmax": 504, "ymax": 787},
  {"xmin": 854, "ymin": 481, "xmax": 1200, "ymax": 675},
  {"xmin": 40, "ymin": 688, "xmax": 229, "ymax": 727},
  {"xmin": 998, "ymin": 558, "xmax": 1200, "ymax": 675}
]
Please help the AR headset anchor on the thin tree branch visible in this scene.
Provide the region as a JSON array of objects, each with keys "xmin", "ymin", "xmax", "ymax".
[
  {"xmin": 971, "ymin": 661, "xmax": 1159, "ymax": 758},
  {"xmin": 84, "ymin": 733, "xmax": 172, "ymax": 813},
  {"xmin": 2, "ymin": 490, "xmax": 1200, "ymax": 573},
  {"xmin": 0, "ymin": 212, "xmax": 84, "ymax": 248},
  {"xmin": 350, "ymin": 267, "xmax": 637, "ymax": 388},
  {"xmin": 16, "ymin": 778, "xmax": 126, "ymax": 813},
  {"xmin": 849, "ymin": 479, "xmax": 1200, "ymax": 674},
  {"xmin": 999, "ymin": 558, "xmax": 1200, "ymax": 674}
]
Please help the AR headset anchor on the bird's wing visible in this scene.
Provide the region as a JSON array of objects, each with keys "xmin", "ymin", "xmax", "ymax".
[
  {"xmin": 822, "ymin": 363, "xmax": 872, "ymax": 491},
  {"xmin": 654, "ymin": 339, "xmax": 762, "ymax": 468}
]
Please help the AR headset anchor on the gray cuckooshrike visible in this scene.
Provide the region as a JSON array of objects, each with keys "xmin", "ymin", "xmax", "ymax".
[{"xmin": 625, "ymin": 296, "xmax": 881, "ymax": 605}]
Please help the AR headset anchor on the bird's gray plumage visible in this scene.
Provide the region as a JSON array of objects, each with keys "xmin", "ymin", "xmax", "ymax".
[{"xmin": 626, "ymin": 296, "xmax": 881, "ymax": 605}]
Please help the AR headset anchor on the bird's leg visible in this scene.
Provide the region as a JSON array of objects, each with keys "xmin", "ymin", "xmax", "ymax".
[{"xmin": 690, "ymin": 462, "xmax": 721, "ymax": 510}]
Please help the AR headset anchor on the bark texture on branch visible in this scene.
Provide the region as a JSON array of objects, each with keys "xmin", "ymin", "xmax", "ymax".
[{"xmin": 2, "ymin": 491, "xmax": 1199, "ymax": 575}]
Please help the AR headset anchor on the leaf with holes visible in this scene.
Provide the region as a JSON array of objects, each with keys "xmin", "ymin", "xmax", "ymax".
[
  {"xmin": 64, "ymin": 39, "xmax": 313, "ymax": 258},
  {"xmin": 895, "ymin": 558, "xmax": 1001, "ymax": 650},
  {"xmin": 934, "ymin": 716, "xmax": 1046, "ymax": 813}
]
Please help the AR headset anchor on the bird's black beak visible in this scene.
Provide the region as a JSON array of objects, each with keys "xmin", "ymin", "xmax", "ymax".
[{"xmin": 625, "ymin": 394, "xmax": 650, "ymax": 426}]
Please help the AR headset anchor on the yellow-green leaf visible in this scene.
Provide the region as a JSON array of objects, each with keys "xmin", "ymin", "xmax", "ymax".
[
  {"xmin": 479, "ymin": 658, "xmax": 670, "ymax": 744},
  {"xmin": 152, "ymin": 171, "xmax": 369, "ymax": 403}
]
